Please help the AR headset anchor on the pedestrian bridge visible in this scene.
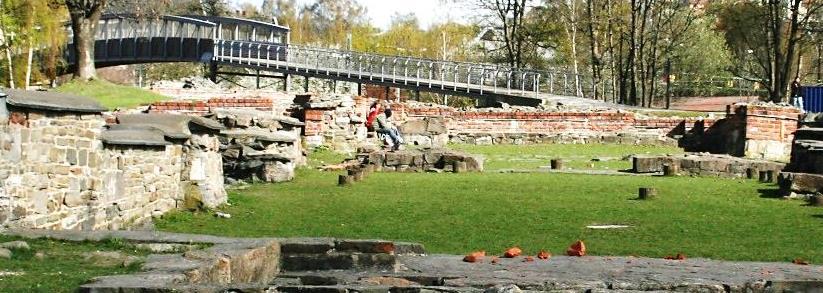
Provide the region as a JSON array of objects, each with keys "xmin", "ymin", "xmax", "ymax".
[{"xmin": 65, "ymin": 14, "xmax": 593, "ymax": 106}]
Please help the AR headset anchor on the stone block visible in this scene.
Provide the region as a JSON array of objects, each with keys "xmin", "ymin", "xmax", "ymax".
[
  {"xmin": 281, "ymin": 253, "xmax": 355, "ymax": 271},
  {"xmin": 335, "ymin": 240, "xmax": 395, "ymax": 253},
  {"xmin": 354, "ymin": 253, "xmax": 397, "ymax": 271},
  {"xmin": 632, "ymin": 156, "xmax": 665, "ymax": 173},
  {"xmin": 280, "ymin": 238, "xmax": 335, "ymax": 254}
]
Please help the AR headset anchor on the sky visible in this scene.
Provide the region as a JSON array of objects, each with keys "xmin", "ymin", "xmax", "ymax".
[{"xmin": 231, "ymin": 0, "xmax": 474, "ymax": 30}]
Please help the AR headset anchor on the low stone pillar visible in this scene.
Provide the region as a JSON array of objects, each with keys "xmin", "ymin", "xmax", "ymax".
[
  {"xmin": 551, "ymin": 159, "xmax": 564, "ymax": 170},
  {"xmin": 746, "ymin": 168, "xmax": 758, "ymax": 180},
  {"xmin": 811, "ymin": 195, "xmax": 823, "ymax": 207},
  {"xmin": 338, "ymin": 175, "xmax": 354, "ymax": 186},
  {"xmin": 639, "ymin": 187, "xmax": 657, "ymax": 200},
  {"xmin": 759, "ymin": 170, "xmax": 776, "ymax": 183},
  {"xmin": 663, "ymin": 164, "xmax": 679, "ymax": 177},
  {"xmin": 453, "ymin": 161, "xmax": 468, "ymax": 173}
]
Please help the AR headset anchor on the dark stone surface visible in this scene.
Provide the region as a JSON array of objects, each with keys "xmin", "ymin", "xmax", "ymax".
[
  {"xmin": 101, "ymin": 125, "xmax": 170, "ymax": 146},
  {"xmin": 3, "ymin": 89, "xmax": 106, "ymax": 113},
  {"xmin": 117, "ymin": 113, "xmax": 192, "ymax": 139},
  {"xmin": 221, "ymin": 129, "xmax": 298, "ymax": 143},
  {"xmin": 189, "ymin": 116, "xmax": 226, "ymax": 131},
  {"xmin": 280, "ymin": 238, "xmax": 335, "ymax": 254}
]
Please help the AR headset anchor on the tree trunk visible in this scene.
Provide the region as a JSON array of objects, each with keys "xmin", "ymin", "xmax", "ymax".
[
  {"xmin": 586, "ymin": 0, "xmax": 602, "ymax": 100},
  {"xmin": 4, "ymin": 46, "xmax": 13, "ymax": 89},
  {"xmin": 25, "ymin": 39, "xmax": 33, "ymax": 89},
  {"xmin": 70, "ymin": 16, "xmax": 98, "ymax": 80}
]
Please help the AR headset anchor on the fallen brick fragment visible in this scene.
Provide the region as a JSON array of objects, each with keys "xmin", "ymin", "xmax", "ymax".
[
  {"xmin": 537, "ymin": 250, "xmax": 551, "ymax": 260},
  {"xmin": 566, "ymin": 241, "xmax": 586, "ymax": 257},
  {"xmin": 463, "ymin": 251, "xmax": 486, "ymax": 263},
  {"xmin": 504, "ymin": 247, "xmax": 522, "ymax": 258}
]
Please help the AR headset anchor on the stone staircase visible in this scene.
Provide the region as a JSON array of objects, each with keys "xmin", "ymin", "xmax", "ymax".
[
  {"xmin": 272, "ymin": 238, "xmax": 443, "ymax": 293},
  {"xmin": 780, "ymin": 127, "xmax": 823, "ymax": 197}
]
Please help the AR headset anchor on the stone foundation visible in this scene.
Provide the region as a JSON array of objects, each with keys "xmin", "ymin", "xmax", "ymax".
[
  {"xmin": 632, "ymin": 153, "xmax": 785, "ymax": 178},
  {"xmin": 360, "ymin": 148, "xmax": 484, "ymax": 173},
  {"xmin": 0, "ymin": 90, "xmax": 228, "ymax": 230}
]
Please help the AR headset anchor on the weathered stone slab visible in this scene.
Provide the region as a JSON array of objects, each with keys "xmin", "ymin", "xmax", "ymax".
[
  {"xmin": 101, "ymin": 125, "xmax": 170, "ymax": 146},
  {"xmin": 117, "ymin": 113, "xmax": 193, "ymax": 139},
  {"xmin": 189, "ymin": 116, "xmax": 226, "ymax": 131},
  {"xmin": 335, "ymin": 240, "xmax": 396, "ymax": 253},
  {"xmin": 4, "ymin": 89, "xmax": 106, "ymax": 113},
  {"xmin": 221, "ymin": 129, "xmax": 298, "ymax": 143},
  {"xmin": 779, "ymin": 172, "xmax": 823, "ymax": 195},
  {"xmin": 280, "ymin": 238, "xmax": 335, "ymax": 254}
]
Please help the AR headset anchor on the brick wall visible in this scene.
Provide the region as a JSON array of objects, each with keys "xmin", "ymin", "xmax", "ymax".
[
  {"xmin": 150, "ymin": 98, "xmax": 275, "ymax": 115},
  {"xmin": 397, "ymin": 104, "xmax": 713, "ymax": 137},
  {"xmin": 736, "ymin": 104, "xmax": 802, "ymax": 161}
]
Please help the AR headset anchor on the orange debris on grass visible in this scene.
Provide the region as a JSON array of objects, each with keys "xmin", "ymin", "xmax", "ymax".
[
  {"xmin": 793, "ymin": 258, "xmax": 810, "ymax": 265},
  {"xmin": 463, "ymin": 251, "xmax": 486, "ymax": 263},
  {"xmin": 523, "ymin": 256, "xmax": 535, "ymax": 262},
  {"xmin": 566, "ymin": 240, "xmax": 586, "ymax": 257},
  {"xmin": 504, "ymin": 247, "xmax": 522, "ymax": 258},
  {"xmin": 537, "ymin": 250, "xmax": 552, "ymax": 260}
]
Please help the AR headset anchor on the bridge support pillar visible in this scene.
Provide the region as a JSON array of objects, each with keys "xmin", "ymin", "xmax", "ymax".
[
  {"xmin": 384, "ymin": 87, "xmax": 390, "ymax": 101},
  {"xmin": 414, "ymin": 90, "xmax": 420, "ymax": 101},
  {"xmin": 256, "ymin": 70, "xmax": 261, "ymax": 89},
  {"xmin": 284, "ymin": 74, "xmax": 290, "ymax": 92},
  {"xmin": 357, "ymin": 83, "xmax": 363, "ymax": 96},
  {"xmin": 303, "ymin": 76, "xmax": 310, "ymax": 93},
  {"xmin": 208, "ymin": 62, "xmax": 218, "ymax": 84}
]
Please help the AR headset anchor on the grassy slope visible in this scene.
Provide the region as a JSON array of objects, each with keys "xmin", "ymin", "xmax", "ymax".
[
  {"xmin": 0, "ymin": 235, "xmax": 145, "ymax": 292},
  {"xmin": 156, "ymin": 145, "xmax": 822, "ymax": 263},
  {"xmin": 451, "ymin": 143, "xmax": 684, "ymax": 171},
  {"xmin": 55, "ymin": 79, "xmax": 168, "ymax": 110}
]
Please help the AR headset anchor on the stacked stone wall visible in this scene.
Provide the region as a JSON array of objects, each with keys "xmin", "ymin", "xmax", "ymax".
[{"xmin": 0, "ymin": 111, "xmax": 188, "ymax": 230}]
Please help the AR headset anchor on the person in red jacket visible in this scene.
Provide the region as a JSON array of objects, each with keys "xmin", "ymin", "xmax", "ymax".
[{"xmin": 365, "ymin": 101, "xmax": 380, "ymax": 131}]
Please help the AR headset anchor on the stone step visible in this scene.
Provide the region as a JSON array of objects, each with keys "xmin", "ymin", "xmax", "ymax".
[
  {"xmin": 279, "ymin": 239, "xmax": 425, "ymax": 256},
  {"xmin": 794, "ymin": 128, "xmax": 823, "ymax": 141},
  {"xmin": 273, "ymin": 285, "xmax": 471, "ymax": 293},
  {"xmin": 276, "ymin": 271, "xmax": 447, "ymax": 287},
  {"xmin": 281, "ymin": 252, "xmax": 397, "ymax": 272}
]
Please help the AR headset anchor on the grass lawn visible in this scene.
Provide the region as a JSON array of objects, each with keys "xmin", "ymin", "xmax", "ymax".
[
  {"xmin": 156, "ymin": 145, "xmax": 823, "ymax": 264},
  {"xmin": 0, "ymin": 235, "xmax": 146, "ymax": 292},
  {"xmin": 55, "ymin": 79, "xmax": 168, "ymax": 110},
  {"xmin": 451, "ymin": 143, "xmax": 684, "ymax": 171}
]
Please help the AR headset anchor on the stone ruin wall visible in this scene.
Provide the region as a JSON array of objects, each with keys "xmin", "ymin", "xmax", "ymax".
[
  {"xmin": 0, "ymin": 110, "xmax": 199, "ymax": 230},
  {"xmin": 737, "ymin": 104, "xmax": 801, "ymax": 161},
  {"xmin": 395, "ymin": 103, "xmax": 711, "ymax": 146}
]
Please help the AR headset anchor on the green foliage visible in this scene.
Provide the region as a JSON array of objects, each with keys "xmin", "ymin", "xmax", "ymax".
[
  {"xmin": 143, "ymin": 63, "xmax": 203, "ymax": 83},
  {"xmin": 0, "ymin": 235, "xmax": 146, "ymax": 292},
  {"xmin": 55, "ymin": 79, "xmax": 169, "ymax": 110}
]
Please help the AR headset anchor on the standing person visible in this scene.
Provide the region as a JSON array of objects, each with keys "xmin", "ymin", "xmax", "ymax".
[
  {"xmin": 791, "ymin": 77, "xmax": 805, "ymax": 112},
  {"xmin": 375, "ymin": 106, "xmax": 403, "ymax": 151}
]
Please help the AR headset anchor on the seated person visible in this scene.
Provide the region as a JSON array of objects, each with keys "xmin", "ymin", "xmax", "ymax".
[{"xmin": 375, "ymin": 107, "xmax": 403, "ymax": 150}]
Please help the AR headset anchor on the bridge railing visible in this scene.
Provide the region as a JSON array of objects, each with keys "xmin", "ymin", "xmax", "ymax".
[{"xmin": 214, "ymin": 39, "xmax": 589, "ymax": 98}]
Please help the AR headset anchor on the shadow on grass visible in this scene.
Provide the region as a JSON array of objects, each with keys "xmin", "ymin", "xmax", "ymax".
[
  {"xmin": 812, "ymin": 215, "xmax": 823, "ymax": 220},
  {"xmin": 758, "ymin": 188, "xmax": 784, "ymax": 199}
]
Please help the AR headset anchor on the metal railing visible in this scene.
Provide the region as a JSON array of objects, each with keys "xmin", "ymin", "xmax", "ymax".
[{"xmin": 214, "ymin": 39, "xmax": 589, "ymax": 98}]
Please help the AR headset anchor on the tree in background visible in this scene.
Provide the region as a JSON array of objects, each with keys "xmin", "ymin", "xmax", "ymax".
[
  {"xmin": 717, "ymin": 0, "xmax": 822, "ymax": 102},
  {"xmin": 64, "ymin": 0, "xmax": 107, "ymax": 80}
]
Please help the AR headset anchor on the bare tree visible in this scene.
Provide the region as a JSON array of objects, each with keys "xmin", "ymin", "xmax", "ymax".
[
  {"xmin": 464, "ymin": 0, "xmax": 530, "ymax": 68},
  {"xmin": 763, "ymin": 0, "xmax": 823, "ymax": 102}
]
